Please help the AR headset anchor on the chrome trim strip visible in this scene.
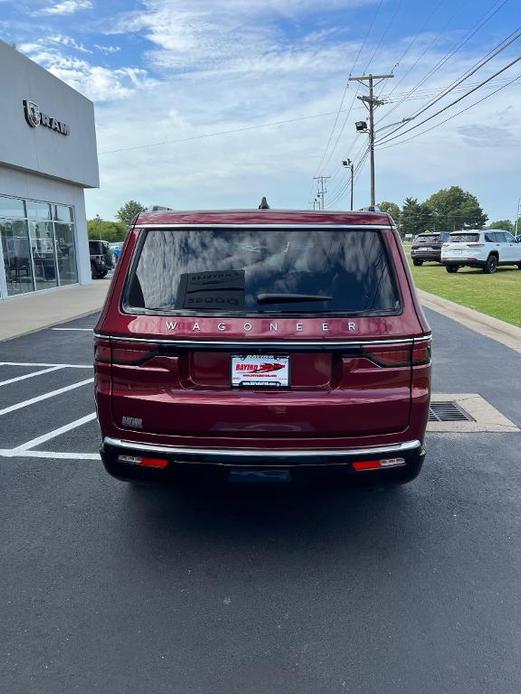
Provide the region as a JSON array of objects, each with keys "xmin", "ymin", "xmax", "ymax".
[
  {"xmin": 94, "ymin": 334, "xmax": 422, "ymax": 348},
  {"xmin": 104, "ymin": 437, "xmax": 421, "ymax": 460}
]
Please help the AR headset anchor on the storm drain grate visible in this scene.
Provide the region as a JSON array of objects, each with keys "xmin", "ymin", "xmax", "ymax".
[{"xmin": 428, "ymin": 401, "xmax": 475, "ymax": 422}]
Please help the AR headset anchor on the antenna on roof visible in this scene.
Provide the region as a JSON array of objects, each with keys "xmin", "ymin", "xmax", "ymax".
[{"xmin": 258, "ymin": 197, "xmax": 270, "ymax": 210}]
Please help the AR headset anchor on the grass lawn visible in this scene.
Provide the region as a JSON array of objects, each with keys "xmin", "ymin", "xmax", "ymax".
[{"xmin": 408, "ymin": 261, "xmax": 521, "ymax": 328}]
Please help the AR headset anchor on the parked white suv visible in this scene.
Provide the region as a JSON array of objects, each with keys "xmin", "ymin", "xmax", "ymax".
[{"xmin": 441, "ymin": 230, "xmax": 521, "ymax": 273}]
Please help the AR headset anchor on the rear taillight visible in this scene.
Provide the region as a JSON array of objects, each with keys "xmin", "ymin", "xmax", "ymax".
[
  {"xmin": 94, "ymin": 338, "xmax": 159, "ymax": 365},
  {"xmin": 412, "ymin": 341, "xmax": 431, "ymax": 365},
  {"xmin": 363, "ymin": 340, "xmax": 431, "ymax": 367},
  {"xmin": 94, "ymin": 338, "xmax": 111, "ymax": 363},
  {"xmin": 353, "ymin": 457, "xmax": 405, "ymax": 471},
  {"xmin": 363, "ymin": 346, "xmax": 411, "ymax": 367},
  {"xmin": 111, "ymin": 342, "xmax": 160, "ymax": 365},
  {"xmin": 118, "ymin": 454, "xmax": 169, "ymax": 469}
]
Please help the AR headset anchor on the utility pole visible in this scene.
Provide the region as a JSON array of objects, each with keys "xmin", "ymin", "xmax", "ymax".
[
  {"xmin": 349, "ymin": 73, "xmax": 393, "ymax": 209},
  {"xmin": 313, "ymin": 176, "xmax": 330, "ymax": 210},
  {"xmin": 515, "ymin": 197, "xmax": 521, "ymax": 237},
  {"xmin": 342, "ymin": 158, "xmax": 354, "ymax": 210}
]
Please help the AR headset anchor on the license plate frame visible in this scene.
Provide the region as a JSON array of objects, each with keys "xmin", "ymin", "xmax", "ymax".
[{"xmin": 231, "ymin": 354, "xmax": 290, "ymax": 388}]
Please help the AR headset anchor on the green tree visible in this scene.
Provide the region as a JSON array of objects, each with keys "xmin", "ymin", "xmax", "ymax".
[
  {"xmin": 488, "ymin": 219, "xmax": 514, "ymax": 233},
  {"xmin": 87, "ymin": 217, "xmax": 127, "ymax": 242},
  {"xmin": 116, "ymin": 200, "xmax": 145, "ymax": 226},
  {"xmin": 400, "ymin": 197, "xmax": 429, "ymax": 237},
  {"xmin": 378, "ymin": 201, "xmax": 400, "ymax": 222},
  {"xmin": 425, "ymin": 186, "xmax": 488, "ymax": 230}
]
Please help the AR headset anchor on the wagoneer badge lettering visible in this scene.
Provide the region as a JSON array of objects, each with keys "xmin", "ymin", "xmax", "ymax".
[{"xmin": 164, "ymin": 320, "xmax": 358, "ymax": 333}]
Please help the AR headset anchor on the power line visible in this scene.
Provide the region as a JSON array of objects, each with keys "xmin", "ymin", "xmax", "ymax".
[
  {"xmin": 362, "ymin": 0, "xmax": 404, "ymax": 73},
  {"xmin": 98, "ymin": 106, "xmax": 365, "ymax": 155},
  {"xmin": 323, "ymin": 0, "xmax": 463, "ymax": 198},
  {"xmin": 379, "ymin": 72, "xmax": 521, "ymax": 150},
  {"xmin": 312, "ymin": 84, "xmax": 350, "ymax": 177},
  {"xmin": 313, "ymin": 0, "xmax": 384, "ymax": 177},
  {"xmin": 378, "ymin": 0, "xmax": 512, "ymax": 128},
  {"xmin": 376, "ymin": 26, "xmax": 521, "ymax": 142},
  {"xmin": 377, "ymin": 55, "xmax": 521, "ymax": 146},
  {"xmin": 377, "ymin": 0, "xmax": 450, "ymax": 97}
]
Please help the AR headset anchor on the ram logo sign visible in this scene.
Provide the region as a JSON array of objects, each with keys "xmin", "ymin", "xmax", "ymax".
[{"xmin": 23, "ymin": 99, "xmax": 70, "ymax": 136}]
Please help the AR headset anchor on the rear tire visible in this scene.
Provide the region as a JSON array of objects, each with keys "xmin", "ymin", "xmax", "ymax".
[
  {"xmin": 413, "ymin": 259, "xmax": 423, "ymax": 266},
  {"xmin": 446, "ymin": 265, "xmax": 459, "ymax": 273},
  {"xmin": 484, "ymin": 255, "xmax": 497, "ymax": 273}
]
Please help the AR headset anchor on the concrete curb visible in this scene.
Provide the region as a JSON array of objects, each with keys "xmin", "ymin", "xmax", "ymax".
[{"xmin": 418, "ymin": 289, "xmax": 521, "ymax": 354}]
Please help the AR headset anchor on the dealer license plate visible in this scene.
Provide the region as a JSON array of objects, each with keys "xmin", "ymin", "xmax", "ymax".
[{"xmin": 231, "ymin": 354, "xmax": 290, "ymax": 387}]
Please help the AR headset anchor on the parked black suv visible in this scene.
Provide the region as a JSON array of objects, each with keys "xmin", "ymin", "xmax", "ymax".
[
  {"xmin": 89, "ymin": 240, "xmax": 114, "ymax": 279},
  {"xmin": 411, "ymin": 232, "xmax": 451, "ymax": 266}
]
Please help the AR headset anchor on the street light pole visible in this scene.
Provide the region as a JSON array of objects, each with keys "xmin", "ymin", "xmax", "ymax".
[
  {"xmin": 342, "ymin": 158, "xmax": 354, "ymax": 210},
  {"xmin": 515, "ymin": 198, "xmax": 521, "ymax": 237}
]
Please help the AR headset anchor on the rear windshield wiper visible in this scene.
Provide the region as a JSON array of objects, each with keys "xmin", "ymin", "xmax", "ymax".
[{"xmin": 257, "ymin": 293, "xmax": 333, "ymax": 304}]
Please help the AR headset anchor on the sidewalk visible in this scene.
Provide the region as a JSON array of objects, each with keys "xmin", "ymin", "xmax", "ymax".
[
  {"xmin": 418, "ymin": 289, "xmax": 521, "ymax": 354},
  {"xmin": 0, "ymin": 280, "xmax": 110, "ymax": 341}
]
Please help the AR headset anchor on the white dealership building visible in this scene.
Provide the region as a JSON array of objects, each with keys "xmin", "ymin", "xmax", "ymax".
[{"xmin": 0, "ymin": 39, "xmax": 99, "ymax": 300}]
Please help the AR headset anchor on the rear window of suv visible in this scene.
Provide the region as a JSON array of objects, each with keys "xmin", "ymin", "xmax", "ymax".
[
  {"xmin": 449, "ymin": 233, "xmax": 480, "ymax": 242},
  {"xmin": 415, "ymin": 234, "xmax": 439, "ymax": 243},
  {"xmin": 125, "ymin": 227, "xmax": 400, "ymax": 316}
]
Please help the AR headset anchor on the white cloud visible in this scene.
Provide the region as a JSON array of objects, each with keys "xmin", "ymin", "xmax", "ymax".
[
  {"xmin": 105, "ymin": 0, "xmax": 378, "ymax": 76},
  {"xmin": 94, "ymin": 44, "xmax": 121, "ymax": 55},
  {"xmin": 39, "ymin": 0, "xmax": 92, "ymax": 15},
  {"xmin": 47, "ymin": 34, "xmax": 91, "ymax": 53},
  {"xmin": 19, "ymin": 40, "xmax": 157, "ymax": 102}
]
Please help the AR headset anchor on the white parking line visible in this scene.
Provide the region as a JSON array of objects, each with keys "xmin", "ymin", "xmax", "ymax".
[
  {"xmin": 52, "ymin": 328, "xmax": 93, "ymax": 332},
  {"xmin": 0, "ymin": 377, "xmax": 94, "ymax": 417},
  {"xmin": 0, "ymin": 361, "xmax": 92, "ymax": 369},
  {"xmin": 0, "ymin": 449, "xmax": 99, "ymax": 460},
  {"xmin": 0, "ymin": 365, "xmax": 64, "ymax": 388},
  {"xmin": 14, "ymin": 412, "xmax": 98, "ymax": 452}
]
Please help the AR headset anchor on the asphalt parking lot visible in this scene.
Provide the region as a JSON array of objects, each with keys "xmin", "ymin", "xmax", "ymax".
[{"xmin": 1, "ymin": 308, "xmax": 520, "ymax": 694}]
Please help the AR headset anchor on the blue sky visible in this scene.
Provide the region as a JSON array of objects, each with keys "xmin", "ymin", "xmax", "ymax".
[{"xmin": 1, "ymin": 0, "xmax": 520, "ymax": 223}]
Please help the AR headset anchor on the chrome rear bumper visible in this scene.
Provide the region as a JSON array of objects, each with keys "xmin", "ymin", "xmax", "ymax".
[{"xmin": 102, "ymin": 436, "xmax": 423, "ymax": 468}]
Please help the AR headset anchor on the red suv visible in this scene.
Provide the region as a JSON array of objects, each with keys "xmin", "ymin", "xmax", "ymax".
[{"xmin": 94, "ymin": 208, "xmax": 431, "ymax": 485}]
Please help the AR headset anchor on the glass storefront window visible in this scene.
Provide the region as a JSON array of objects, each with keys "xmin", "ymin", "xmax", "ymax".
[
  {"xmin": 0, "ymin": 196, "xmax": 25, "ymax": 218},
  {"xmin": 55, "ymin": 222, "xmax": 78, "ymax": 285},
  {"xmin": 26, "ymin": 201, "xmax": 52, "ymax": 220},
  {"xmin": 0, "ymin": 195, "xmax": 78, "ymax": 297},
  {"xmin": 1, "ymin": 218, "xmax": 35, "ymax": 296},
  {"xmin": 29, "ymin": 221, "xmax": 58, "ymax": 291},
  {"xmin": 53, "ymin": 205, "xmax": 74, "ymax": 222}
]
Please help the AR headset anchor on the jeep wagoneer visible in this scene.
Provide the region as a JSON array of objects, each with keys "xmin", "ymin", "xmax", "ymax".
[{"xmin": 94, "ymin": 208, "xmax": 431, "ymax": 484}]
